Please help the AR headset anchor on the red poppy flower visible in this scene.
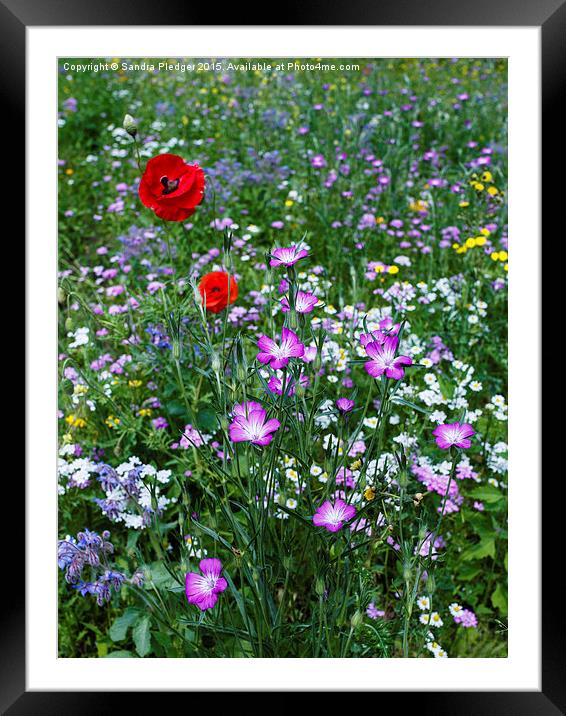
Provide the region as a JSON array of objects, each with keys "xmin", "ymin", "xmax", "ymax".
[
  {"xmin": 138, "ymin": 153, "xmax": 205, "ymax": 222},
  {"xmin": 198, "ymin": 272, "xmax": 238, "ymax": 314}
]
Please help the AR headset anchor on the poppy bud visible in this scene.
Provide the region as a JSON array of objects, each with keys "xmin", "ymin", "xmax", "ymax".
[
  {"xmin": 315, "ymin": 577, "xmax": 325, "ymax": 596},
  {"xmin": 123, "ymin": 114, "xmax": 138, "ymax": 137},
  {"xmin": 172, "ymin": 339, "xmax": 181, "ymax": 362},
  {"xmin": 350, "ymin": 610, "xmax": 364, "ymax": 629},
  {"xmin": 58, "ymin": 287, "xmax": 66, "ymax": 305}
]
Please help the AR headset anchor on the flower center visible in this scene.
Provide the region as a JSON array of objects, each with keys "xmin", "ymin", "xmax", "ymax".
[
  {"xmin": 160, "ymin": 176, "xmax": 180, "ymax": 195},
  {"xmin": 205, "ymin": 575, "xmax": 217, "ymax": 590}
]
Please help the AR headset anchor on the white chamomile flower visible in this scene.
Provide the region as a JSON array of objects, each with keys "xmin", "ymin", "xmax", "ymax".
[
  {"xmin": 449, "ymin": 603, "xmax": 463, "ymax": 617},
  {"xmin": 429, "ymin": 612, "xmax": 443, "ymax": 627}
]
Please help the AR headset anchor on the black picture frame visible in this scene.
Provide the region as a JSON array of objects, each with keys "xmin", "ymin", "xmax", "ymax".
[{"xmin": 9, "ymin": 1, "xmax": 557, "ymax": 711}]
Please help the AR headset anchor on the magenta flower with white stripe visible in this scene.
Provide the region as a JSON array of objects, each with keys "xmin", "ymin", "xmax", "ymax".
[
  {"xmin": 257, "ymin": 327, "xmax": 305, "ymax": 369},
  {"xmin": 312, "ymin": 498, "xmax": 357, "ymax": 532},
  {"xmin": 379, "ymin": 317, "xmax": 401, "ymax": 335},
  {"xmin": 232, "ymin": 401, "xmax": 264, "ymax": 418},
  {"xmin": 280, "ymin": 291, "xmax": 318, "ymax": 314},
  {"xmin": 228, "ymin": 403, "xmax": 280, "ymax": 446},
  {"xmin": 185, "ymin": 558, "xmax": 228, "ymax": 611},
  {"xmin": 360, "ymin": 330, "xmax": 387, "ymax": 348},
  {"xmin": 363, "ymin": 335, "xmax": 413, "ymax": 380},
  {"xmin": 267, "ymin": 371, "xmax": 309, "ymax": 397},
  {"xmin": 270, "ymin": 245, "xmax": 309, "ymax": 268},
  {"xmin": 432, "ymin": 422, "xmax": 475, "ymax": 449}
]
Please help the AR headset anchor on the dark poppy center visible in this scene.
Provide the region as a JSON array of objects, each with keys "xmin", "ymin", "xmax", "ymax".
[
  {"xmin": 210, "ymin": 287, "xmax": 221, "ymax": 293},
  {"xmin": 160, "ymin": 176, "xmax": 180, "ymax": 195}
]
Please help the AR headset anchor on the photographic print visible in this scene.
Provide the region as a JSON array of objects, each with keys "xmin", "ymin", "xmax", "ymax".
[{"xmin": 57, "ymin": 56, "xmax": 508, "ymax": 660}]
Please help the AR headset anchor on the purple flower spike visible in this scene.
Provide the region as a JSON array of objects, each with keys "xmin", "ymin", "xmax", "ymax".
[
  {"xmin": 185, "ymin": 558, "xmax": 228, "ymax": 611},
  {"xmin": 228, "ymin": 403, "xmax": 280, "ymax": 447},
  {"xmin": 312, "ymin": 499, "xmax": 357, "ymax": 532},
  {"xmin": 281, "ymin": 290, "xmax": 318, "ymax": 314},
  {"xmin": 257, "ymin": 327, "xmax": 305, "ymax": 369},
  {"xmin": 270, "ymin": 245, "xmax": 309, "ymax": 268},
  {"xmin": 432, "ymin": 422, "xmax": 475, "ymax": 449},
  {"xmin": 363, "ymin": 335, "xmax": 413, "ymax": 380},
  {"xmin": 336, "ymin": 398, "xmax": 355, "ymax": 414}
]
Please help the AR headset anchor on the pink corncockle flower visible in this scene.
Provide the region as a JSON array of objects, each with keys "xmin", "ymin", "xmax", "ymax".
[
  {"xmin": 302, "ymin": 345, "xmax": 318, "ymax": 363},
  {"xmin": 281, "ymin": 291, "xmax": 318, "ymax": 314},
  {"xmin": 233, "ymin": 401, "xmax": 264, "ymax": 418},
  {"xmin": 432, "ymin": 422, "xmax": 475, "ymax": 449},
  {"xmin": 267, "ymin": 372, "xmax": 309, "ymax": 397},
  {"xmin": 364, "ymin": 336, "xmax": 413, "ymax": 380},
  {"xmin": 312, "ymin": 499, "xmax": 356, "ymax": 532},
  {"xmin": 269, "ymin": 245, "xmax": 309, "ymax": 268},
  {"xmin": 257, "ymin": 327, "xmax": 305, "ymax": 369},
  {"xmin": 336, "ymin": 398, "xmax": 355, "ymax": 414},
  {"xmin": 359, "ymin": 330, "xmax": 387, "ymax": 347},
  {"xmin": 185, "ymin": 558, "xmax": 228, "ymax": 611},
  {"xmin": 379, "ymin": 317, "xmax": 401, "ymax": 335},
  {"xmin": 228, "ymin": 403, "xmax": 280, "ymax": 446}
]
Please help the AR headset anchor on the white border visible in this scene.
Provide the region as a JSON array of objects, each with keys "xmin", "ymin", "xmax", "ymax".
[{"xmin": 27, "ymin": 27, "xmax": 540, "ymax": 691}]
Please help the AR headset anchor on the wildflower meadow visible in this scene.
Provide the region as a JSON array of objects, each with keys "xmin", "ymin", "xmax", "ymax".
[{"xmin": 58, "ymin": 58, "xmax": 508, "ymax": 659}]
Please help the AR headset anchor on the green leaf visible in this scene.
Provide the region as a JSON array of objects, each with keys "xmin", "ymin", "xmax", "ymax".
[
  {"xmin": 468, "ymin": 486, "xmax": 505, "ymax": 504},
  {"xmin": 146, "ymin": 562, "xmax": 177, "ymax": 589},
  {"xmin": 461, "ymin": 538, "xmax": 495, "ymax": 561},
  {"xmin": 191, "ymin": 518, "xmax": 234, "ymax": 551},
  {"xmin": 133, "ymin": 616, "xmax": 152, "ymax": 658},
  {"xmin": 457, "ymin": 563, "xmax": 483, "ymax": 581},
  {"xmin": 105, "ymin": 650, "xmax": 135, "ymax": 658},
  {"xmin": 165, "ymin": 400, "xmax": 186, "ymax": 417},
  {"xmin": 109, "ymin": 608, "xmax": 140, "ymax": 642},
  {"xmin": 390, "ymin": 396, "xmax": 430, "ymax": 414},
  {"xmin": 126, "ymin": 531, "xmax": 140, "ymax": 552},
  {"xmin": 197, "ymin": 407, "xmax": 218, "ymax": 432},
  {"xmin": 491, "ymin": 583, "xmax": 508, "ymax": 616}
]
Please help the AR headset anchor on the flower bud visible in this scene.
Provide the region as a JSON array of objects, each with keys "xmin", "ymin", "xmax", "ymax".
[
  {"xmin": 172, "ymin": 339, "xmax": 181, "ymax": 362},
  {"xmin": 350, "ymin": 610, "xmax": 364, "ymax": 629},
  {"xmin": 58, "ymin": 287, "xmax": 66, "ymax": 305},
  {"xmin": 123, "ymin": 114, "xmax": 138, "ymax": 137},
  {"xmin": 315, "ymin": 577, "xmax": 325, "ymax": 596},
  {"xmin": 426, "ymin": 574, "xmax": 436, "ymax": 595},
  {"xmin": 210, "ymin": 351, "xmax": 221, "ymax": 376},
  {"xmin": 65, "ymin": 317, "xmax": 73, "ymax": 331}
]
